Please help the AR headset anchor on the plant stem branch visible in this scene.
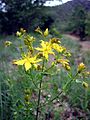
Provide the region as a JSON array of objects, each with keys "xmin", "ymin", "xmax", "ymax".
[
  {"xmin": 36, "ymin": 59, "xmax": 44, "ymax": 120},
  {"xmin": 63, "ymin": 72, "xmax": 78, "ymax": 91},
  {"xmin": 40, "ymin": 73, "xmax": 79, "ymax": 108},
  {"xmin": 40, "ymin": 90, "xmax": 63, "ymax": 108}
]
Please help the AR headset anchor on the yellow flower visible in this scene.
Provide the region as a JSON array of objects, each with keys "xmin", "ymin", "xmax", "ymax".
[
  {"xmin": 4, "ymin": 41, "xmax": 12, "ymax": 47},
  {"xmin": 82, "ymin": 71, "xmax": 90, "ymax": 77},
  {"xmin": 36, "ymin": 64, "xmax": 42, "ymax": 70},
  {"xmin": 50, "ymin": 38, "xmax": 61, "ymax": 44},
  {"xmin": 85, "ymin": 71, "xmax": 90, "ymax": 75},
  {"xmin": 35, "ymin": 27, "xmax": 49, "ymax": 37},
  {"xmin": 77, "ymin": 63, "xmax": 86, "ymax": 73},
  {"xmin": 65, "ymin": 64, "xmax": 71, "ymax": 71},
  {"xmin": 57, "ymin": 59, "xmax": 71, "ymax": 71},
  {"xmin": 35, "ymin": 26, "xmax": 43, "ymax": 35},
  {"xmin": 24, "ymin": 35, "xmax": 35, "ymax": 46},
  {"xmin": 16, "ymin": 31, "xmax": 22, "ymax": 37},
  {"xmin": 35, "ymin": 40, "xmax": 54, "ymax": 60},
  {"xmin": 20, "ymin": 28, "xmax": 26, "ymax": 33},
  {"xmin": 82, "ymin": 81, "xmax": 88, "ymax": 88},
  {"xmin": 13, "ymin": 55, "xmax": 42, "ymax": 71},
  {"xmin": 44, "ymin": 28, "xmax": 49, "ymax": 37},
  {"xmin": 52, "ymin": 43, "xmax": 66, "ymax": 53},
  {"xmin": 24, "ymin": 94, "xmax": 30, "ymax": 101},
  {"xmin": 64, "ymin": 52, "xmax": 71, "ymax": 57}
]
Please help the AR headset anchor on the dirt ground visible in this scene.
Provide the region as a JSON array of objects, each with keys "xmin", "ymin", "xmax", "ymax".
[{"xmin": 65, "ymin": 34, "xmax": 90, "ymax": 51}]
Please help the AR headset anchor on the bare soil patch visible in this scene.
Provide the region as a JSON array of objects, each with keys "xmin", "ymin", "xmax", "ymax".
[{"xmin": 64, "ymin": 34, "xmax": 90, "ymax": 51}]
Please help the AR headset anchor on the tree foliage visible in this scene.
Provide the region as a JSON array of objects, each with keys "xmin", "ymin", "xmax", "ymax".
[
  {"xmin": 0, "ymin": 0, "xmax": 53, "ymax": 34},
  {"xmin": 69, "ymin": 5, "xmax": 87, "ymax": 41},
  {"xmin": 85, "ymin": 12, "xmax": 90, "ymax": 36}
]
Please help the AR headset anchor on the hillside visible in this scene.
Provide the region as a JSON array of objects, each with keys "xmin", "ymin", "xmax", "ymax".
[
  {"xmin": 42, "ymin": 0, "xmax": 90, "ymax": 32},
  {"xmin": 0, "ymin": 0, "xmax": 90, "ymax": 34}
]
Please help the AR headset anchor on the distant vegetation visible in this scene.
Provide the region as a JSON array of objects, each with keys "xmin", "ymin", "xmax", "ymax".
[
  {"xmin": 0, "ymin": 0, "xmax": 90, "ymax": 39},
  {"xmin": 45, "ymin": 0, "xmax": 90, "ymax": 41}
]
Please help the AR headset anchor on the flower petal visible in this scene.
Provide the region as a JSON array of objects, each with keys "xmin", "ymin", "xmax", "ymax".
[
  {"xmin": 24, "ymin": 61, "xmax": 31, "ymax": 71},
  {"xmin": 13, "ymin": 59, "xmax": 25, "ymax": 65},
  {"xmin": 35, "ymin": 47, "xmax": 43, "ymax": 51}
]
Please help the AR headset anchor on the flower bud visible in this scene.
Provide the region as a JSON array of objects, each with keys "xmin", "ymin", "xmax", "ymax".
[
  {"xmin": 44, "ymin": 28, "xmax": 49, "ymax": 37},
  {"xmin": 37, "ymin": 53, "xmax": 43, "ymax": 58},
  {"xmin": 35, "ymin": 26, "xmax": 43, "ymax": 35},
  {"xmin": 77, "ymin": 63, "xmax": 86, "ymax": 73},
  {"xmin": 16, "ymin": 31, "xmax": 22, "ymax": 37},
  {"xmin": 50, "ymin": 38, "xmax": 61, "ymax": 44},
  {"xmin": 82, "ymin": 81, "xmax": 88, "ymax": 88},
  {"xmin": 64, "ymin": 64, "xmax": 71, "ymax": 71},
  {"xmin": 24, "ymin": 95, "xmax": 30, "ymax": 101},
  {"xmin": 20, "ymin": 28, "xmax": 26, "ymax": 33},
  {"xmin": 4, "ymin": 41, "xmax": 12, "ymax": 47},
  {"xmin": 24, "ymin": 89, "xmax": 30, "ymax": 94},
  {"xmin": 36, "ymin": 64, "xmax": 42, "ymax": 70}
]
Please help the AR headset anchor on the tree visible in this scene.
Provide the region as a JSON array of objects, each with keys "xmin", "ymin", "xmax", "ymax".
[
  {"xmin": 69, "ymin": 5, "xmax": 87, "ymax": 41},
  {"xmin": 85, "ymin": 12, "xmax": 90, "ymax": 37},
  {"xmin": 0, "ymin": 0, "xmax": 49, "ymax": 34}
]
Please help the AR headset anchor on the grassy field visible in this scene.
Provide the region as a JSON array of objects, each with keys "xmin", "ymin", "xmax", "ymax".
[{"xmin": 0, "ymin": 33, "xmax": 90, "ymax": 119}]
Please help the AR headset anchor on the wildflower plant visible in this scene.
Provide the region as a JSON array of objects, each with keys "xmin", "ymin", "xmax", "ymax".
[{"xmin": 5, "ymin": 27, "xmax": 90, "ymax": 119}]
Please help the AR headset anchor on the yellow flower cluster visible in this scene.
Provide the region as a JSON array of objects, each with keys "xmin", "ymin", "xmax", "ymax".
[
  {"xmin": 35, "ymin": 40, "xmax": 55, "ymax": 60},
  {"xmin": 35, "ymin": 27, "xmax": 49, "ymax": 37},
  {"xmin": 77, "ymin": 62, "xmax": 89, "ymax": 89},
  {"xmin": 24, "ymin": 35, "xmax": 35, "ymax": 52},
  {"xmin": 56, "ymin": 59, "xmax": 71, "ymax": 71},
  {"xmin": 13, "ymin": 27, "xmax": 72, "ymax": 72},
  {"xmin": 83, "ymin": 71, "xmax": 90, "ymax": 77},
  {"xmin": 35, "ymin": 38, "xmax": 66, "ymax": 60},
  {"xmin": 8, "ymin": 27, "xmax": 89, "ymax": 90},
  {"xmin": 16, "ymin": 28, "xmax": 26, "ymax": 37},
  {"xmin": 4, "ymin": 41, "xmax": 12, "ymax": 47},
  {"xmin": 77, "ymin": 62, "xmax": 86, "ymax": 73}
]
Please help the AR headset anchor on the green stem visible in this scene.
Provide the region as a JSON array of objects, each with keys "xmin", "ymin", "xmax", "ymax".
[
  {"xmin": 40, "ymin": 73, "xmax": 78, "ymax": 109},
  {"xmin": 63, "ymin": 79, "xmax": 73, "ymax": 91},
  {"xmin": 45, "ymin": 64, "xmax": 54, "ymax": 72},
  {"xmin": 41, "ymin": 72, "xmax": 78, "ymax": 108},
  {"xmin": 40, "ymin": 90, "xmax": 63, "ymax": 108},
  {"xmin": 84, "ymin": 89, "xmax": 88, "ymax": 110},
  {"xmin": 36, "ymin": 59, "xmax": 44, "ymax": 120},
  {"xmin": 36, "ymin": 78, "xmax": 42, "ymax": 120},
  {"xmin": 63, "ymin": 72, "xmax": 78, "ymax": 91},
  {"xmin": 30, "ymin": 70, "xmax": 39, "ymax": 89}
]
